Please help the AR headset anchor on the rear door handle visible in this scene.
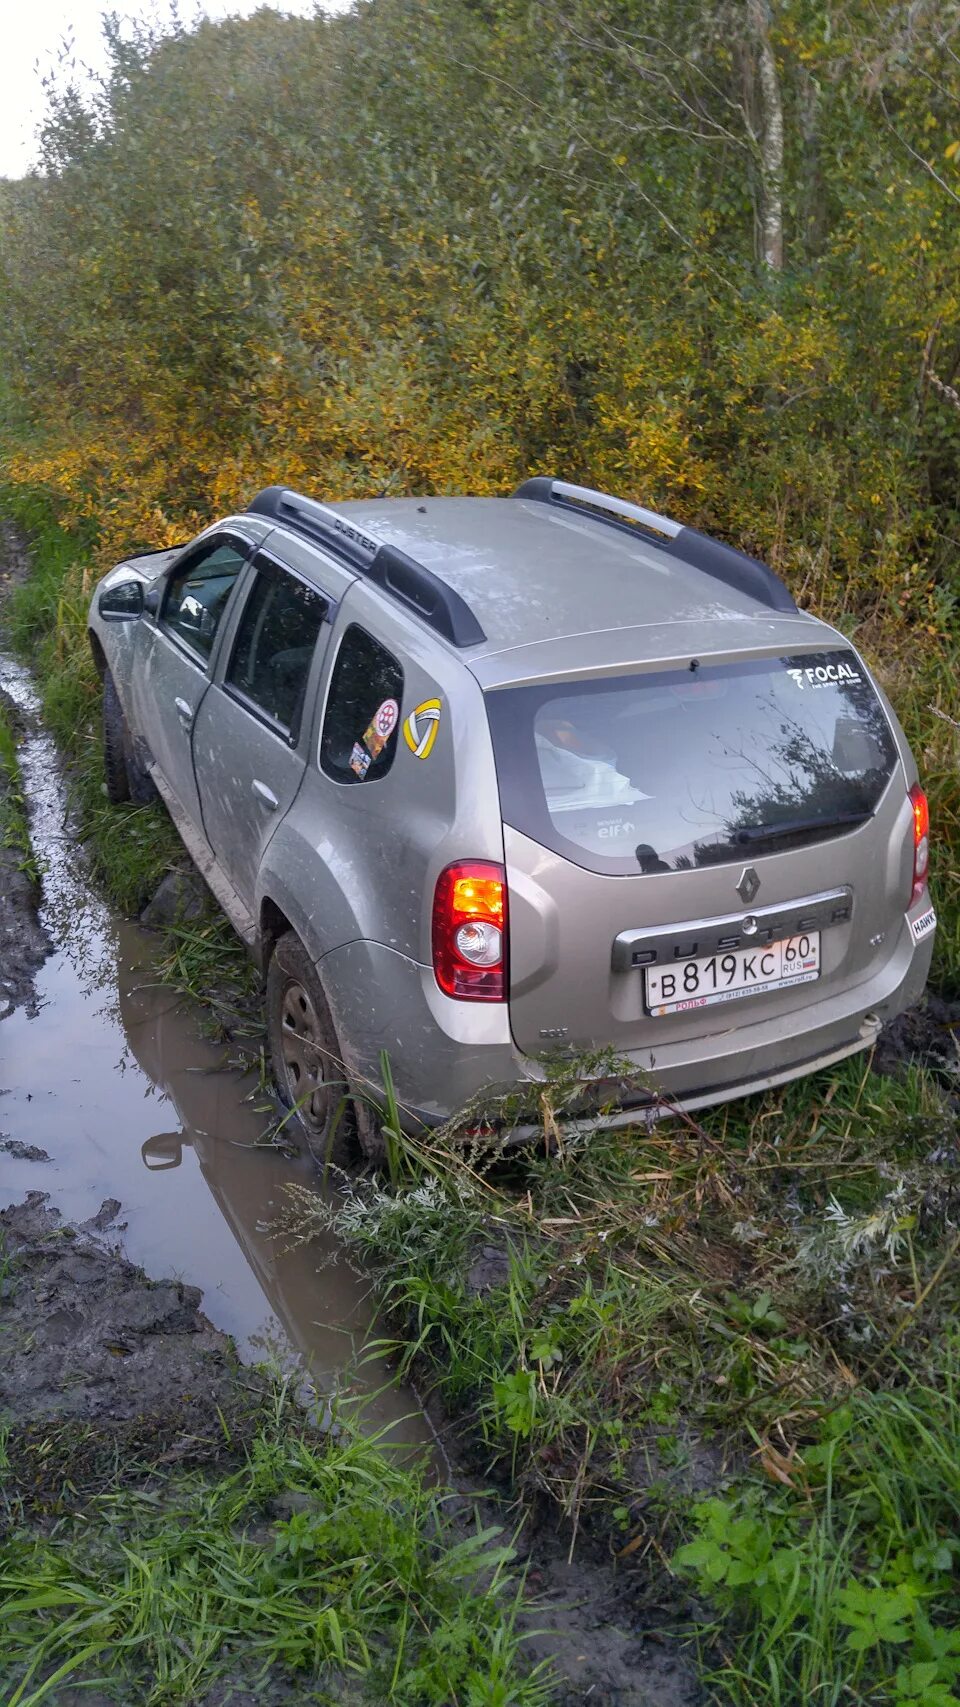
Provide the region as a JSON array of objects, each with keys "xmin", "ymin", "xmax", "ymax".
[
  {"xmin": 252, "ymin": 779, "xmax": 279, "ymax": 811},
  {"xmin": 174, "ymin": 696, "xmax": 193, "ymax": 727}
]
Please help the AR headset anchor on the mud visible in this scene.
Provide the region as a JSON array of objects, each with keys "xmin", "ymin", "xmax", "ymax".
[
  {"xmin": 518, "ymin": 1551, "xmax": 703, "ymax": 1707},
  {"xmin": 1, "ymin": 1138, "xmax": 51, "ymax": 1161},
  {"xmin": 0, "ymin": 1192, "xmax": 269, "ymax": 1517},
  {"xmin": 0, "ymin": 639, "xmax": 429, "ymax": 1444},
  {"xmin": 872, "ymin": 990, "xmax": 960, "ymax": 1083},
  {"xmin": 0, "ymin": 834, "xmax": 49, "ymax": 1018}
]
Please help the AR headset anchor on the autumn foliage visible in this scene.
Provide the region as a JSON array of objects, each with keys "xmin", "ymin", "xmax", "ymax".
[{"xmin": 1, "ymin": 0, "xmax": 959, "ymax": 969}]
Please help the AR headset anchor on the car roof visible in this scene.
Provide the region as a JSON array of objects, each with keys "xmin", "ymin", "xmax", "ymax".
[
  {"xmin": 329, "ymin": 495, "xmax": 808, "ymax": 661},
  {"xmin": 243, "ymin": 486, "xmax": 825, "ymax": 680}
]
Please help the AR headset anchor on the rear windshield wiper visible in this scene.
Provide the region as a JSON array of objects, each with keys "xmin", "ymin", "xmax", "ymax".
[{"xmin": 733, "ymin": 810, "xmax": 872, "ymax": 845}]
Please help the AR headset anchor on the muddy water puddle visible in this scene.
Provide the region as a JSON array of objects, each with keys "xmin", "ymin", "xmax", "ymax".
[{"xmin": 0, "ymin": 653, "xmax": 429, "ymax": 1445}]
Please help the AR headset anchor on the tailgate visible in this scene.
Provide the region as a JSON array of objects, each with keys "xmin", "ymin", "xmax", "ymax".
[{"xmin": 485, "ymin": 649, "xmax": 914, "ymax": 1059}]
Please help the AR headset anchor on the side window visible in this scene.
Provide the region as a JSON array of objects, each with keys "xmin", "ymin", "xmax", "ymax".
[
  {"xmin": 161, "ymin": 537, "xmax": 248, "ymax": 661},
  {"xmin": 226, "ymin": 559, "xmax": 328, "ymax": 739},
  {"xmin": 319, "ymin": 625, "xmax": 404, "ymax": 784}
]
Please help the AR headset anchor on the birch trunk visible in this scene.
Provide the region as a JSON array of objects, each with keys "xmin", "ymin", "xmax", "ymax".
[{"xmin": 748, "ymin": 0, "xmax": 784, "ymax": 271}]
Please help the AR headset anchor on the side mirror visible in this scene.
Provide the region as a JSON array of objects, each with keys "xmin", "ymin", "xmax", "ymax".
[
  {"xmin": 143, "ymin": 585, "xmax": 162, "ymax": 616},
  {"xmin": 141, "ymin": 1133, "xmax": 184, "ymax": 1170},
  {"xmin": 98, "ymin": 580, "xmax": 144, "ymax": 621}
]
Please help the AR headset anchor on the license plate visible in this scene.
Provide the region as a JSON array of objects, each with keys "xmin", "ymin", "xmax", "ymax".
[{"xmin": 644, "ymin": 932, "xmax": 820, "ymax": 1017}]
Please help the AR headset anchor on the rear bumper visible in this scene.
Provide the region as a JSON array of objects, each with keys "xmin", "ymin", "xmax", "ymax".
[
  {"xmin": 614, "ymin": 914, "xmax": 933, "ymax": 1111},
  {"xmin": 318, "ymin": 913, "xmax": 934, "ymax": 1135}
]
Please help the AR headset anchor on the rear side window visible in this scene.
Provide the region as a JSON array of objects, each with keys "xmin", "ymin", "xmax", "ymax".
[
  {"xmin": 486, "ymin": 651, "xmax": 899, "ymax": 875},
  {"xmin": 161, "ymin": 537, "xmax": 248, "ymax": 661},
  {"xmin": 319, "ymin": 624, "xmax": 404, "ymax": 784},
  {"xmin": 226, "ymin": 559, "xmax": 328, "ymax": 739}
]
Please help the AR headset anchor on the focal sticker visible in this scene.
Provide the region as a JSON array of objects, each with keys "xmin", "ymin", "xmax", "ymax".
[{"xmin": 786, "ymin": 660, "xmax": 861, "ymax": 690}]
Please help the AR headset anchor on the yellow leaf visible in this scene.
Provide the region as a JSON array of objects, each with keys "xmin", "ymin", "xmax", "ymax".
[{"xmin": 946, "ymin": 140, "xmax": 960, "ymax": 160}]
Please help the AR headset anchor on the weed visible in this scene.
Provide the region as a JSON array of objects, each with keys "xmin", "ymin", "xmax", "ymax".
[
  {"xmin": 674, "ymin": 1344, "xmax": 960, "ymax": 1704},
  {"xmin": 285, "ymin": 1050, "xmax": 960, "ymax": 1658},
  {"xmin": 152, "ymin": 918, "xmax": 261, "ymax": 1034},
  {"xmin": 0, "ymin": 1402, "xmax": 552, "ymax": 1707}
]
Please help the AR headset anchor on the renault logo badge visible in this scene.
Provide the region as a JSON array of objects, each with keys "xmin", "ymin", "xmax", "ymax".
[{"xmin": 736, "ymin": 866, "xmax": 761, "ymax": 905}]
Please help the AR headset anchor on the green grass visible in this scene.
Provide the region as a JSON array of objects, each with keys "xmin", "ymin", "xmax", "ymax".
[
  {"xmin": 152, "ymin": 917, "xmax": 262, "ymax": 1035},
  {"xmin": 0, "ymin": 484, "xmax": 259, "ymax": 1018},
  {"xmin": 0, "ymin": 1397, "xmax": 553, "ymax": 1707},
  {"xmin": 276, "ymin": 1049, "xmax": 960, "ymax": 1703},
  {"xmin": 675, "ymin": 1351, "xmax": 960, "ymax": 1705},
  {"xmin": 0, "ymin": 707, "xmax": 37, "ymax": 882}
]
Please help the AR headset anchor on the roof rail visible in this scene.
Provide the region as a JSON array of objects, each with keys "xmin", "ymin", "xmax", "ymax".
[
  {"xmin": 512, "ymin": 477, "xmax": 797, "ymax": 614},
  {"xmin": 247, "ymin": 486, "xmax": 487, "ymax": 647}
]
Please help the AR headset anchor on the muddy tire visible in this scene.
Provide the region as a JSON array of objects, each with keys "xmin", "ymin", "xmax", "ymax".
[
  {"xmin": 122, "ymin": 725, "xmax": 159, "ymax": 805},
  {"xmin": 352, "ymin": 1087, "xmax": 389, "ymax": 1168},
  {"xmin": 266, "ymin": 931, "xmax": 358, "ymax": 1167},
  {"xmin": 103, "ymin": 671, "xmax": 158, "ymax": 806},
  {"xmin": 102, "ymin": 671, "xmax": 131, "ymax": 804}
]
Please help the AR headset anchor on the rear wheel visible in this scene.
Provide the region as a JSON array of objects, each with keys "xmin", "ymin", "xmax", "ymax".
[
  {"xmin": 102, "ymin": 671, "xmax": 130, "ymax": 804},
  {"xmin": 352, "ymin": 1084, "xmax": 389, "ymax": 1168},
  {"xmin": 266, "ymin": 932, "xmax": 361, "ymax": 1167}
]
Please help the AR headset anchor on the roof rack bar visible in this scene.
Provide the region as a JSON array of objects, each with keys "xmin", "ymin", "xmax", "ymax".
[
  {"xmin": 247, "ymin": 486, "xmax": 486, "ymax": 647},
  {"xmin": 512, "ymin": 475, "xmax": 796, "ymax": 614},
  {"xmin": 514, "ymin": 475, "xmax": 682, "ymax": 540}
]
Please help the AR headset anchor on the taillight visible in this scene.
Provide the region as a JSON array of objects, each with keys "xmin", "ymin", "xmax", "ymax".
[
  {"xmin": 432, "ymin": 861, "xmax": 507, "ymax": 1001},
  {"xmin": 909, "ymin": 783, "xmax": 929, "ymax": 906}
]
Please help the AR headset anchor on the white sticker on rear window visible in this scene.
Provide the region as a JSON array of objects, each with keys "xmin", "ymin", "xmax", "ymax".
[
  {"xmin": 910, "ymin": 905, "xmax": 936, "ymax": 943},
  {"xmin": 786, "ymin": 661, "xmax": 862, "ymax": 690}
]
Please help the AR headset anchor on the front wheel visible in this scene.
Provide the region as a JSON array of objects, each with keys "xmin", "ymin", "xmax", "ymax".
[
  {"xmin": 102, "ymin": 671, "xmax": 131, "ymax": 804},
  {"xmin": 102, "ymin": 670, "xmax": 158, "ymax": 805},
  {"xmin": 122, "ymin": 724, "xmax": 158, "ymax": 804}
]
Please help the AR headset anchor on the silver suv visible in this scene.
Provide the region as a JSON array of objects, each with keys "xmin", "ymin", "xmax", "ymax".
[{"xmin": 89, "ymin": 479, "xmax": 936, "ymax": 1157}]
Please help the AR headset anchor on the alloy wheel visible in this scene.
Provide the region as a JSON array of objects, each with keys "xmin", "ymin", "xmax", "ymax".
[{"xmin": 279, "ymin": 978, "xmax": 329, "ymax": 1133}]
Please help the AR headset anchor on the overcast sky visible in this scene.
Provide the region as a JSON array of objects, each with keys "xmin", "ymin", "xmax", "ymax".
[{"xmin": 1, "ymin": 0, "xmax": 353, "ymax": 178}]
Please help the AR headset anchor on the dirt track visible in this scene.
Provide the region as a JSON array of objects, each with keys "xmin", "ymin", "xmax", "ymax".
[
  {"xmin": 0, "ymin": 1193, "xmax": 269, "ymax": 1525},
  {"xmin": 0, "ymin": 525, "xmax": 49, "ymax": 1018}
]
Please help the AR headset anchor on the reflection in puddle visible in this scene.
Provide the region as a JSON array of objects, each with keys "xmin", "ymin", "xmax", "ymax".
[{"xmin": 0, "ymin": 653, "xmax": 429, "ymax": 1444}]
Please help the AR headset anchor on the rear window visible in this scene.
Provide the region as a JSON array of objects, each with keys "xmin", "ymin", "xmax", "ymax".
[
  {"xmin": 319, "ymin": 624, "xmax": 404, "ymax": 784},
  {"xmin": 485, "ymin": 651, "xmax": 899, "ymax": 875}
]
